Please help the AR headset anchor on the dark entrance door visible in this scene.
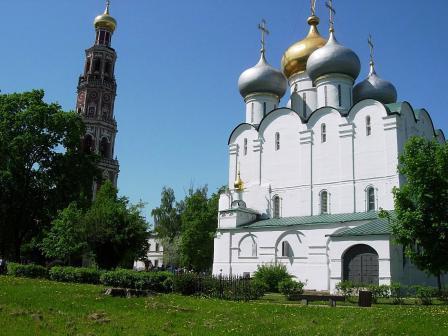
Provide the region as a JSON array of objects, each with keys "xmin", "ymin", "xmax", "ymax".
[{"xmin": 343, "ymin": 244, "xmax": 379, "ymax": 285}]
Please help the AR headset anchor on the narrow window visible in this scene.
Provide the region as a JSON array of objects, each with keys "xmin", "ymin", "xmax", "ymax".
[
  {"xmin": 366, "ymin": 116, "xmax": 372, "ymax": 136},
  {"xmin": 324, "ymin": 86, "xmax": 328, "ymax": 106},
  {"xmin": 263, "ymin": 102, "xmax": 267, "ymax": 116},
  {"xmin": 338, "ymin": 84, "xmax": 342, "ymax": 107},
  {"xmin": 88, "ymin": 106, "xmax": 96, "ymax": 118},
  {"xmin": 100, "ymin": 138, "xmax": 109, "ymax": 158},
  {"xmin": 320, "ymin": 191, "xmax": 328, "ymax": 214},
  {"xmin": 148, "ymin": 244, "xmax": 151, "ymax": 252},
  {"xmin": 275, "ymin": 132, "xmax": 280, "ymax": 151},
  {"xmin": 321, "ymin": 123, "xmax": 327, "ymax": 143},
  {"xmin": 273, "ymin": 195, "xmax": 280, "ymax": 218},
  {"xmin": 154, "ymin": 260, "xmax": 159, "ymax": 267},
  {"xmin": 303, "ymin": 92, "xmax": 307, "ymax": 115},
  {"xmin": 367, "ymin": 187, "xmax": 375, "ymax": 211},
  {"xmin": 252, "ymin": 242, "xmax": 257, "ymax": 257},
  {"xmin": 243, "ymin": 138, "xmax": 248, "ymax": 156},
  {"xmin": 155, "ymin": 243, "xmax": 160, "ymax": 252},
  {"xmin": 281, "ymin": 241, "xmax": 290, "ymax": 257},
  {"xmin": 251, "ymin": 103, "xmax": 254, "ymax": 123}
]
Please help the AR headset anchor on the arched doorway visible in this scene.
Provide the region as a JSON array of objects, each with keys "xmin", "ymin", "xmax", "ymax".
[{"xmin": 343, "ymin": 244, "xmax": 379, "ymax": 285}]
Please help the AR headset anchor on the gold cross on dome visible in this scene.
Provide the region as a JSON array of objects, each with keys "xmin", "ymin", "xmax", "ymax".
[
  {"xmin": 368, "ymin": 34, "xmax": 375, "ymax": 64},
  {"xmin": 326, "ymin": 0, "xmax": 336, "ymax": 31},
  {"xmin": 105, "ymin": 0, "xmax": 111, "ymax": 14},
  {"xmin": 258, "ymin": 19, "xmax": 270, "ymax": 54},
  {"xmin": 311, "ymin": 0, "xmax": 316, "ymax": 16}
]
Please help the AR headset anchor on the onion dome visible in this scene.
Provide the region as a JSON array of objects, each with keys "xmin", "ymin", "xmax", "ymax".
[
  {"xmin": 94, "ymin": 1, "xmax": 117, "ymax": 32},
  {"xmin": 307, "ymin": 31, "xmax": 361, "ymax": 82},
  {"xmin": 238, "ymin": 52, "xmax": 287, "ymax": 98},
  {"xmin": 234, "ymin": 170, "xmax": 244, "ymax": 191},
  {"xmin": 281, "ymin": 16, "xmax": 327, "ymax": 79},
  {"xmin": 353, "ymin": 62, "xmax": 397, "ymax": 105}
]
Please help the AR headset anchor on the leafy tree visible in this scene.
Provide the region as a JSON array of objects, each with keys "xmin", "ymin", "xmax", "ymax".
[
  {"xmin": 0, "ymin": 90, "xmax": 99, "ymax": 261},
  {"xmin": 179, "ymin": 186, "xmax": 223, "ymax": 272},
  {"xmin": 83, "ymin": 181, "xmax": 149, "ymax": 269},
  {"xmin": 40, "ymin": 181, "xmax": 149, "ymax": 269},
  {"xmin": 40, "ymin": 203, "xmax": 86, "ymax": 264},
  {"xmin": 387, "ymin": 137, "xmax": 448, "ymax": 290},
  {"xmin": 151, "ymin": 187, "xmax": 182, "ymax": 267}
]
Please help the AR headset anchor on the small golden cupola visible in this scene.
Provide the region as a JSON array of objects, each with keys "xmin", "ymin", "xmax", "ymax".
[
  {"xmin": 234, "ymin": 169, "xmax": 244, "ymax": 191},
  {"xmin": 94, "ymin": 0, "xmax": 117, "ymax": 33},
  {"xmin": 281, "ymin": 15, "xmax": 326, "ymax": 79}
]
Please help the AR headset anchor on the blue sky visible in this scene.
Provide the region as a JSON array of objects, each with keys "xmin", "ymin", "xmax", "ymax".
[{"xmin": 0, "ymin": 1, "xmax": 446, "ymax": 221}]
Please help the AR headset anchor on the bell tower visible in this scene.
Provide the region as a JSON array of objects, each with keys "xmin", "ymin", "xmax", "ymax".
[{"xmin": 76, "ymin": 1, "xmax": 120, "ymax": 193}]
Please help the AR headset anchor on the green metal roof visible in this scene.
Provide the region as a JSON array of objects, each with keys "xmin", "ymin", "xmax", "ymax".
[
  {"xmin": 241, "ymin": 211, "xmax": 380, "ymax": 229},
  {"xmin": 330, "ymin": 217, "xmax": 391, "ymax": 237}
]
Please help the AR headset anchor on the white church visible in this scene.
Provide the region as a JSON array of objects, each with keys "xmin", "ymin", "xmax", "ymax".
[{"xmin": 212, "ymin": 5, "xmax": 445, "ymax": 292}]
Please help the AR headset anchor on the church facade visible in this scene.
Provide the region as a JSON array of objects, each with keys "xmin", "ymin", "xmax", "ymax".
[{"xmin": 212, "ymin": 8, "xmax": 445, "ymax": 292}]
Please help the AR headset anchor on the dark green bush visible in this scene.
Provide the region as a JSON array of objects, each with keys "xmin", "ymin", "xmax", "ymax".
[
  {"xmin": 253, "ymin": 264, "xmax": 291, "ymax": 292},
  {"xmin": 100, "ymin": 269, "xmax": 172, "ymax": 292},
  {"xmin": 172, "ymin": 273, "xmax": 200, "ymax": 295},
  {"xmin": 49, "ymin": 266, "xmax": 102, "ymax": 284},
  {"xmin": 249, "ymin": 279, "xmax": 269, "ymax": 299},
  {"xmin": 367, "ymin": 284, "xmax": 390, "ymax": 303},
  {"xmin": 278, "ymin": 278, "xmax": 305, "ymax": 300},
  {"xmin": 7, "ymin": 263, "xmax": 48, "ymax": 279},
  {"xmin": 413, "ymin": 285, "xmax": 436, "ymax": 305},
  {"xmin": 390, "ymin": 282, "xmax": 407, "ymax": 305},
  {"xmin": 335, "ymin": 280, "xmax": 355, "ymax": 298}
]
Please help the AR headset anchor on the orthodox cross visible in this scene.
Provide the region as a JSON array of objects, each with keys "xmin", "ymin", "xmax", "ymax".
[
  {"xmin": 368, "ymin": 34, "xmax": 375, "ymax": 64},
  {"xmin": 311, "ymin": 0, "xmax": 316, "ymax": 16},
  {"xmin": 105, "ymin": 0, "xmax": 111, "ymax": 13},
  {"xmin": 326, "ymin": 0, "xmax": 336, "ymax": 31},
  {"xmin": 258, "ymin": 19, "xmax": 269, "ymax": 54}
]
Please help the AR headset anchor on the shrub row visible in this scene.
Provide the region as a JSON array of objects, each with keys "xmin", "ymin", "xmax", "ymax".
[
  {"xmin": 253, "ymin": 264, "xmax": 292, "ymax": 293},
  {"xmin": 335, "ymin": 280, "xmax": 445, "ymax": 305},
  {"xmin": 278, "ymin": 278, "xmax": 305, "ymax": 300},
  {"xmin": 100, "ymin": 269, "xmax": 173, "ymax": 292},
  {"xmin": 7, "ymin": 263, "xmax": 48, "ymax": 279},
  {"xmin": 49, "ymin": 266, "xmax": 103, "ymax": 284}
]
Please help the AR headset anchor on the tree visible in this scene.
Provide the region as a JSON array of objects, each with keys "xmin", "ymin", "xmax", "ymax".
[
  {"xmin": 40, "ymin": 181, "xmax": 149, "ymax": 269},
  {"xmin": 179, "ymin": 186, "xmax": 223, "ymax": 272},
  {"xmin": 151, "ymin": 187, "xmax": 182, "ymax": 267},
  {"xmin": 83, "ymin": 181, "xmax": 149, "ymax": 269},
  {"xmin": 388, "ymin": 136, "xmax": 448, "ymax": 290},
  {"xmin": 40, "ymin": 203, "xmax": 86, "ymax": 264},
  {"xmin": 0, "ymin": 90, "xmax": 99, "ymax": 261}
]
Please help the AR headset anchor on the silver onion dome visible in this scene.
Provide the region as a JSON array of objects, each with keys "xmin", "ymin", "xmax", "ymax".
[
  {"xmin": 238, "ymin": 52, "xmax": 287, "ymax": 99},
  {"xmin": 353, "ymin": 62, "xmax": 397, "ymax": 104},
  {"xmin": 307, "ymin": 32, "xmax": 361, "ymax": 82}
]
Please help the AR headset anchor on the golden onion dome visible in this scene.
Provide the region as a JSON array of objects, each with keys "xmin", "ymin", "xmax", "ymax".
[
  {"xmin": 234, "ymin": 171, "xmax": 244, "ymax": 191},
  {"xmin": 281, "ymin": 16, "xmax": 326, "ymax": 79},
  {"xmin": 94, "ymin": 2, "xmax": 117, "ymax": 32}
]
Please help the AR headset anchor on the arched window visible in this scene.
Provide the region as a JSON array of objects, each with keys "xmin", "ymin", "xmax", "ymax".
[
  {"xmin": 320, "ymin": 190, "xmax": 328, "ymax": 214},
  {"xmin": 273, "ymin": 195, "xmax": 280, "ymax": 218},
  {"xmin": 321, "ymin": 123, "xmax": 327, "ymax": 143},
  {"xmin": 99, "ymin": 138, "xmax": 110, "ymax": 158},
  {"xmin": 281, "ymin": 241, "xmax": 291, "ymax": 257},
  {"xmin": 338, "ymin": 84, "xmax": 342, "ymax": 106},
  {"xmin": 275, "ymin": 132, "xmax": 280, "ymax": 151},
  {"xmin": 243, "ymin": 138, "xmax": 248, "ymax": 156},
  {"xmin": 366, "ymin": 116, "xmax": 372, "ymax": 136},
  {"xmin": 87, "ymin": 105, "xmax": 96, "ymax": 118},
  {"xmin": 155, "ymin": 243, "xmax": 160, "ymax": 252},
  {"xmin": 367, "ymin": 187, "xmax": 375, "ymax": 211},
  {"xmin": 104, "ymin": 61, "xmax": 112, "ymax": 77},
  {"xmin": 85, "ymin": 59, "xmax": 91, "ymax": 74},
  {"xmin": 83, "ymin": 135, "xmax": 94, "ymax": 154},
  {"xmin": 93, "ymin": 58, "xmax": 101, "ymax": 73}
]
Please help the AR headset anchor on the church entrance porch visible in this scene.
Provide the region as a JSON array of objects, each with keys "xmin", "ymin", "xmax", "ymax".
[{"xmin": 342, "ymin": 244, "xmax": 379, "ymax": 285}]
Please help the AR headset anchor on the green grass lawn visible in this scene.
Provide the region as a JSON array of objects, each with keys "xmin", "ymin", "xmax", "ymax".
[{"xmin": 1, "ymin": 276, "xmax": 448, "ymax": 335}]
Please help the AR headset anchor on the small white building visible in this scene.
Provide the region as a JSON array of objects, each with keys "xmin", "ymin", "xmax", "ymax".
[
  {"xmin": 212, "ymin": 10, "xmax": 445, "ymax": 292},
  {"xmin": 134, "ymin": 233, "xmax": 164, "ymax": 270}
]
